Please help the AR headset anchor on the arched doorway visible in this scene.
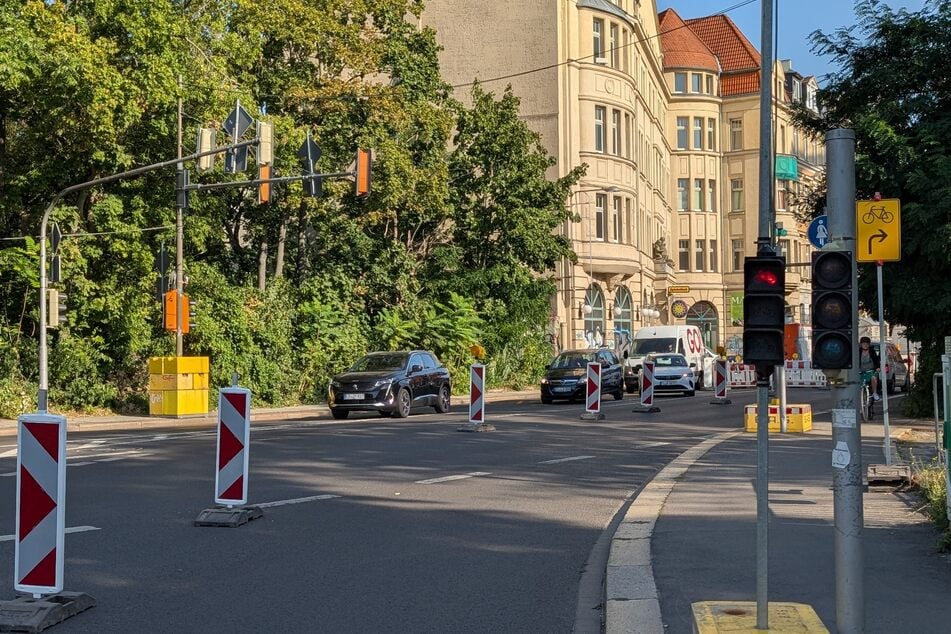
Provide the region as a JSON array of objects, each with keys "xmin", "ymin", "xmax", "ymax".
[
  {"xmin": 583, "ymin": 285, "xmax": 605, "ymax": 348},
  {"xmin": 613, "ymin": 287, "xmax": 633, "ymax": 357},
  {"xmin": 686, "ymin": 301, "xmax": 719, "ymax": 350}
]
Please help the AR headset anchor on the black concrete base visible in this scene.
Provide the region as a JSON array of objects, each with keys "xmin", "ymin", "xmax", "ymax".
[
  {"xmin": 194, "ymin": 505, "xmax": 263, "ymax": 528},
  {"xmin": 457, "ymin": 423, "xmax": 496, "ymax": 432},
  {"xmin": 709, "ymin": 397, "xmax": 733, "ymax": 405},
  {"xmin": 0, "ymin": 591, "xmax": 95, "ymax": 633},
  {"xmin": 631, "ymin": 404, "xmax": 661, "ymax": 413},
  {"xmin": 579, "ymin": 412, "xmax": 605, "ymax": 421}
]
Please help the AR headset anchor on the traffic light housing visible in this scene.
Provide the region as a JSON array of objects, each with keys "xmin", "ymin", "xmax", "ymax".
[
  {"xmin": 47, "ymin": 289, "xmax": 67, "ymax": 328},
  {"xmin": 743, "ymin": 255, "xmax": 786, "ymax": 370},
  {"xmin": 163, "ymin": 291, "xmax": 191, "ymax": 334},
  {"xmin": 355, "ymin": 148, "xmax": 371, "ymax": 198},
  {"xmin": 811, "ymin": 250, "xmax": 853, "ymax": 369}
]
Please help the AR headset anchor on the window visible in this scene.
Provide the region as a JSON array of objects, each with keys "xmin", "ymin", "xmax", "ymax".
[
  {"xmin": 626, "ymin": 198, "xmax": 634, "ymax": 244},
  {"xmin": 691, "ymin": 73, "xmax": 702, "ymax": 93},
  {"xmin": 676, "ymin": 117, "xmax": 688, "ymax": 150},
  {"xmin": 695, "ymin": 240, "xmax": 705, "ymax": 271},
  {"xmin": 731, "ymin": 178, "xmax": 744, "ymax": 211},
  {"xmin": 624, "ymin": 113, "xmax": 632, "ymax": 159},
  {"xmin": 732, "ymin": 240, "xmax": 744, "ymax": 271},
  {"xmin": 674, "ymin": 72, "xmax": 687, "ymax": 93},
  {"xmin": 595, "ymin": 106, "xmax": 605, "ymax": 152},
  {"xmin": 622, "ymin": 30, "xmax": 630, "ymax": 73},
  {"xmin": 707, "ymin": 118, "xmax": 717, "ymax": 151},
  {"xmin": 610, "ymin": 24, "xmax": 619, "ymax": 68},
  {"xmin": 693, "ymin": 118, "xmax": 703, "ymax": 150},
  {"xmin": 593, "ymin": 19, "xmax": 604, "ymax": 59},
  {"xmin": 709, "ymin": 240, "xmax": 718, "ymax": 273},
  {"xmin": 706, "ymin": 75, "xmax": 714, "ymax": 94},
  {"xmin": 730, "ymin": 118, "xmax": 743, "ymax": 150},
  {"xmin": 777, "ymin": 179, "xmax": 789, "ymax": 210},
  {"xmin": 612, "ymin": 196, "xmax": 622, "ymax": 242},
  {"xmin": 611, "ymin": 109, "xmax": 621, "ymax": 155},
  {"xmin": 677, "ymin": 179, "xmax": 688, "ymax": 211},
  {"xmin": 679, "ymin": 240, "xmax": 689, "ymax": 271},
  {"xmin": 694, "ymin": 179, "xmax": 704, "ymax": 211},
  {"xmin": 595, "ymin": 194, "xmax": 606, "ymax": 240},
  {"xmin": 707, "ymin": 179, "xmax": 717, "ymax": 212}
]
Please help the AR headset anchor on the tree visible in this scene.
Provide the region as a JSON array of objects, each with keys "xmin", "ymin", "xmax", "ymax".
[{"xmin": 797, "ymin": 0, "xmax": 951, "ymax": 414}]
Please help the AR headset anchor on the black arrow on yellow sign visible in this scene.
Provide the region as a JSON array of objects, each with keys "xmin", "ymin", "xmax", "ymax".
[{"xmin": 868, "ymin": 228, "xmax": 887, "ymax": 255}]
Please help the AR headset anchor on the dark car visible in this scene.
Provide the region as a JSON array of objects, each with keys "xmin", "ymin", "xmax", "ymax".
[
  {"xmin": 540, "ymin": 349, "xmax": 624, "ymax": 404},
  {"xmin": 327, "ymin": 350, "xmax": 451, "ymax": 419}
]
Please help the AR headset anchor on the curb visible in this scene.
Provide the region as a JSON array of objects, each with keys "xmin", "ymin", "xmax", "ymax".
[{"xmin": 604, "ymin": 431, "xmax": 742, "ymax": 634}]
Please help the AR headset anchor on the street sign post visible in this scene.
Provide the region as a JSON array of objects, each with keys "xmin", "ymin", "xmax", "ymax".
[
  {"xmin": 856, "ymin": 199, "xmax": 901, "ymax": 262},
  {"xmin": 807, "ymin": 215, "xmax": 829, "ymax": 249}
]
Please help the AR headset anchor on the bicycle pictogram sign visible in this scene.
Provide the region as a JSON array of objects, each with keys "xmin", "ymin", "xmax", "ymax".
[
  {"xmin": 861, "ymin": 204, "xmax": 895, "ymax": 225},
  {"xmin": 855, "ymin": 199, "xmax": 901, "ymax": 262}
]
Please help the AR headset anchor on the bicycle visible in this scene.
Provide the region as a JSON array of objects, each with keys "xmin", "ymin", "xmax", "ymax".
[
  {"xmin": 860, "ymin": 370, "xmax": 875, "ymax": 423},
  {"xmin": 861, "ymin": 205, "xmax": 895, "ymax": 225}
]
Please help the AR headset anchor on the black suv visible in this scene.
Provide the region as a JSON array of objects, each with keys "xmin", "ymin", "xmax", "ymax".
[
  {"xmin": 328, "ymin": 350, "xmax": 451, "ymax": 419},
  {"xmin": 540, "ymin": 349, "xmax": 624, "ymax": 404}
]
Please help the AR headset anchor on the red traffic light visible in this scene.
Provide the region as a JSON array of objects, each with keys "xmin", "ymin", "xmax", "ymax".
[{"xmin": 753, "ymin": 269, "xmax": 779, "ymax": 287}]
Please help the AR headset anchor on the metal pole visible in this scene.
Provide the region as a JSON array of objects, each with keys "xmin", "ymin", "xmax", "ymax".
[
  {"xmin": 827, "ymin": 128, "xmax": 864, "ymax": 634},
  {"xmin": 176, "ymin": 76, "xmax": 184, "ymax": 357},
  {"xmin": 877, "ymin": 264, "xmax": 891, "ymax": 464},
  {"xmin": 779, "ymin": 364, "xmax": 788, "ymax": 432},
  {"xmin": 755, "ymin": 0, "xmax": 775, "ymax": 629}
]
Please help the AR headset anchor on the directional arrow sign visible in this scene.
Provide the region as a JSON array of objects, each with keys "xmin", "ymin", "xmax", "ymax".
[{"xmin": 856, "ymin": 199, "xmax": 901, "ymax": 262}]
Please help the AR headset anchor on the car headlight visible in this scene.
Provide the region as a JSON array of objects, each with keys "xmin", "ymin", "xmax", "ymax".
[
  {"xmin": 330, "ymin": 380, "xmax": 341, "ymax": 390},
  {"xmin": 681, "ymin": 372, "xmax": 691, "ymax": 378},
  {"xmin": 541, "ymin": 377, "xmax": 548, "ymax": 384},
  {"xmin": 373, "ymin": 378, "xmax": 393, "ymax": 389}
]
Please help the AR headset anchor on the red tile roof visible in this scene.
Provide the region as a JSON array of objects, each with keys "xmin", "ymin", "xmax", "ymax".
[
  {"xmin": 685, "ymin": 14, "xmax": 761, "ymax": 73},
  {"xmin": 658, "ymin": 9, "xmax": 720, "ymax": 72}
]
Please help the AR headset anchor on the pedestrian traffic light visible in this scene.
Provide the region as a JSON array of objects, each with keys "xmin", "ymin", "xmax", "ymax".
[
  {"xmin": 811, "ymin": 250, "xmax": 853, "ymax": 369},
  {"xmin": 47, "ymin": 289, "xmax": 67, "ymax": 328},
  {"xmin": 743, "ymin": 255, "xmax": 786, "ymax": 370}
]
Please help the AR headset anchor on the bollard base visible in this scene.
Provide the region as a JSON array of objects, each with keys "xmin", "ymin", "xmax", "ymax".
[
  {"xmin": 691, "ymin": 600, "xmax": 827, "ymax": 633},
  {"xmin": 579, "ymin": 412, "xmax": 605, "ymax": 421},
  {"xmin": 457, "ymin": 423, "xmax": 495, "ymax": 432},
  {"xmin": 194, "ymin": 505, "xmax": 263, "ymax": 528},
  {"xmin": 631, "ymin": 404, "xmax": 660, "ymax": 413},
  {"xmin": 0, "ymin": 591, "xmax": 95, "ymax": 633},
  {"xmin": 709, "ymin": 397, "xmax": 732, "ymax": 405}
]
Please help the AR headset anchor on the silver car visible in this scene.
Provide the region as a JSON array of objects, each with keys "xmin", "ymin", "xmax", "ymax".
[
  {"xmin": 873, "ymin": 342, "xmax": 910, "ymax": 394},
  {"xmin": 645, "ymin": 353, "xmax": 696, "ymax": 396}
]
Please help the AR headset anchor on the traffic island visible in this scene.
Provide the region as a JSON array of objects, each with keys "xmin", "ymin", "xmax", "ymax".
[
  {"xmin": 691, "ymin": 601, "xmax": 828, "ymax": 633},
  {"xmin": 579, "ymin": 411, "xmax": 605, "ymax": 421},
  {"xmin": 0, "ymin": 592, "xmax": 95, "ymax": 633},
  {"xmin": 457, "ymin": 422, "xmax": 496, "ymax": 432},
  {"xmin": 194, "ymin": 505, "xmax": 263, "ymax": 528}
]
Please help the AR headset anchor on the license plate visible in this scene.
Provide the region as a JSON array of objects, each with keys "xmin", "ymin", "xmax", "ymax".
[
  {"xmin": 553, "ymin": 387, "xmax": 571, "ymax": 393},
  {"xmin": 342, "ymin": 393, "xmax": 364, "ymax": 400},
  {"xmin": 658, "ymin": 380, "xmax": 675, "ymax": 385}
]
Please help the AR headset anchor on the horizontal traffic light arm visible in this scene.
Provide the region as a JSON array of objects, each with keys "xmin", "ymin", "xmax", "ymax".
[{"xmin": 182, "ymin": 170, "xmax": 353, "ymax": 192}]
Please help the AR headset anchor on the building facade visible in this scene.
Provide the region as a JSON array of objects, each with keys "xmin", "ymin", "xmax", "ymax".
[{"xmin": 421, "ymin": 1, "xmax": 823, "ymax": 368}]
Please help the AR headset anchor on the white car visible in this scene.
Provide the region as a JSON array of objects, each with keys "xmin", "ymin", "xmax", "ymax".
[{"xmin": 645, "ymin": 353, "xmax": 696, "ymax": 396}]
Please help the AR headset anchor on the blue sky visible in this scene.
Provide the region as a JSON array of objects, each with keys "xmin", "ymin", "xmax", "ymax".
[{"xmin": 657, "ymin": 0, "xmax": 929, "ymax": 83}]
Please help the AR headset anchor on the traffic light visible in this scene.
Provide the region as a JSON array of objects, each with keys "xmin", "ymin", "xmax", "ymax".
[
  {"xmin": 742, "ymin": 255, "xmax": 786, "ymax": 370},
  {"xmin": 163, "ymin": 291, "xmax": 192, "ymax": 334},
  {"xmin": 355, "ymin": 148, "xmax": 372, "ymax": 198},
  {"xmin": 298, "ymin": 133, "xmax": 322, "ymax": 198},
  {"xmin": 811, "ymin": 250, "xmax": 853, "ymax": 369},
  {"xmin": 47, "ymin": 289, "xmax": 67, "ymax": 328},
  {"xmin": 187, "ymin": 296, "xmax": 196, "ymax": 334}
]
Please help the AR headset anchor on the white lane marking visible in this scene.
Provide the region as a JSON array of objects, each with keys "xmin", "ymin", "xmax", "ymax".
[
  {"xmin": 256, "ymin": 494, "xmax": 341, "ymax": 508},
  {"xmin": 636, "ymin": 442, "xmax": 670, "ymax": 449},
  {"xmin": 538, "ymin": 455, "xmax": 595, "ymax": 464},
  {"xmin": 68, "ymin": 450, "xmax": 144, "ymax": 461},
  {"xmin": 415, "ymin": 471, "xmax": 491, "ymax": 484},
  {"xmin": 0, "ymin": 526, "xmax": 100, "ymax": 542},
  {"xmin": 69, "ymin": 441, "xmax": 107, "ymax": 451},
  {"xmin": 0, "ymin": 449, "xmax": 17, "ymax": 459},
  {"xmin": 0, "ymin": 471, "xmax": 14, "ymax": 477}
]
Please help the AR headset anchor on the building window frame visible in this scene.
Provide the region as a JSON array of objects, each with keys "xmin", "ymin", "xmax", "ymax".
[
  {"xmin": 595, "ymin": 193, "xmax": 607, "ymax": 240},
  {"xmin": 730, "ymin": 118, "xmax": 743, "ymax": 151},
  {"xmin": 676, "ymin": 117, "xmax": 688, "ymax": 150},
  {"xmin": 693, "ymin": 178, "xmax": 704, "ymax": 211},
  {"xmin": 709, "ymin": 239, "xmax": 718, "ymax": 273},
  {"xmin": 707, "ymin": 118, "xmax": 717, "ymax": 151},
  {"xmin": 693, "ymin": 117, "xmax": 703, "ymax": 151},
  {"xmin": 730, "ymin": 178, "xmax": 744, "ymax": 212},
  {"xmin": 695, "ymin": 239, "xmax": 705, "ymax": 272},
  {"xmin": 674, "ymin": 72, "xmax": 687, "ymax": 93},
  {"xmin": 612, "ymin": 196, "xmax": 622, "ymax": 243},
  {"xmin": 595, "ymin": 106, "xmax": 606, "ymax": 153},
  {"xmin": 707, "ymin": 179, "xmax": 717, "ymax": 213},
  {"xmin": 677, "ymin": 178, "xmax": 688, "ymax": 211},
  {"xmin": 732, "ymin": 239, "xmax": 744, "ymax": 271},
  {"xmin": 611, "ymin": 109, "xmax": 621, "ymax": 155},
  {"xmin": 691, "ymin": 72, "xmax": 702, "ymax": 93},
  {"xmin": 609, "ymin": 23, "xmax": 619, "ymax": 68},
  {"xmin": 593, "ymin": 19, "xmax": 604, "ymax": 60},
  {"xmin": 678, "ymin": 240, "xmax": 689, "ymax": 271}
]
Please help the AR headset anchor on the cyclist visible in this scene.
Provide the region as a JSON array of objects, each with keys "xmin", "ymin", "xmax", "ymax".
[{"xmin": 859, "ymin": 336, "xmax": 881, "ymax": 401}]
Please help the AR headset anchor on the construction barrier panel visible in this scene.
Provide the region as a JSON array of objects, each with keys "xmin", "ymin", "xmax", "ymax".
[
  {"xmin": 585, "ymin": 362, "xmax": 602, "ymax": 415},
  {"xmin": 469, "ymin": 364, "xmax": 485, "ymax": 424},
  {"xmin": 15, "ymin": 413, "xmax": 67, "ymax": 595},
  {"xmin": 784, "ymin": 360, "xmax": 828, "ymax": 388},
  {"xmin": 728, "ymin": 364, "xmax": 756, "ymax": 388},
  {"xmin": 714, "ymin": 360, "xmax": 729, "ymax": 399},
  {"xmin": 640, "ymin": 362, "xmax": 656, "ymax": 407},
  {"xmin": 744, "ymin": 404, "xmax": 813, "ymax": 433},
  {"xmin": 215, "ymin": 387, "xmax": 251, "ymax": 506},
  {"xmin": 148, "ymin": 356, "xmax": 210, "ymax": 416}
]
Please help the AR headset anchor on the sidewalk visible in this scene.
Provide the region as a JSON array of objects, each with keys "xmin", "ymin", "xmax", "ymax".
[
  {"xmin": 607, "ymin": 417, "xmax": 951, "ymax": 633},
  {"xmin": 0, "ymin": 387, "xmax": 541, "ymax": 437}
]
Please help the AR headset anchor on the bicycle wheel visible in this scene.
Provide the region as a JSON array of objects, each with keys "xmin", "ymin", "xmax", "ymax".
[
  {"xmin": 881, "ymin": 211, "xmax": 894, "ymax": 223},
  {"xmin": 862, "ymin": 212, "xmax": 875, "ymax": 224},
  {"xmin": 860, "ymin": 386, "xmax": 870, "ymax": 423}
]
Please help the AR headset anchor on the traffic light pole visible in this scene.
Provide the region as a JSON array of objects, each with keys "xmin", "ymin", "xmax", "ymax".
[{"xmin": 826, "ymin": 129, "xmax": 864, "ymax": 633}]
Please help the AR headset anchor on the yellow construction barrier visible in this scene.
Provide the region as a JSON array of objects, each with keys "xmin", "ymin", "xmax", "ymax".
[
  {"xmin": 148, "ymin": 356, "xmax": 210, "ymax": 416},
  {"xmin": 744, "ymin": 404, "xmax": 812, "ymax": 433},
  {"xmin": 692, "ymin": 601, "xmax": 828, "ymax": 633}
]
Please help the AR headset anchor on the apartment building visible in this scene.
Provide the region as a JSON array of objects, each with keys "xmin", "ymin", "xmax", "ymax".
[{"xmin": 421, "ymin": 1, "xmax": 823, "ymax": 364}]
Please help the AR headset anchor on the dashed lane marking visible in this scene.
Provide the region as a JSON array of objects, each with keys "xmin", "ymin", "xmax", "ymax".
[
  {"xmin": 0, "ymin": 526, "xmax": 100, "ymax": 542},
  {"xmin": 256, "ymin": 494, "xmax": 341, "ymax": 508},
  {"xmin": 538, "ymin": 455, "xmax": 595, "ymax": 464},
  {"xmin": 415, "ymin": 472, "xmax": 492, "ymax": 484}
]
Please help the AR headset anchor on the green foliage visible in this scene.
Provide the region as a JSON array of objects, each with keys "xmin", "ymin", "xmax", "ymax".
[
  {"xmin": 799, "ymin": 1, "xmax": 951, "ymax": 409},
  {"xmin": 911, "ymin": 457, "xmax": 951, "ymax": 551},
  {"xmin": 0, "ymin": 375, "xmax": 36, "ymax": 420}
]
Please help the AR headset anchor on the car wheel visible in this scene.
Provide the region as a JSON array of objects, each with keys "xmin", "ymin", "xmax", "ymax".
[
  {"xmin": 434, "ymin": 384, "xmax": 451, "ymax": 413},
  {"xmin": 541, "ymin": 395, "xmax": 553, "ymax": 404},
  {"xmin": 697, "ymin": 373, "xmax": 704, "ymax": 390},
  {"xmin": 330, "ymin": 408, "xmax": 349, "ymax": 420},
  {"xmin": 393, "ymin": 388, "xmax": 411, "ymax": 418},
  {"xmin": 626, "ymin": 385, "xmax": 637, "ymax": 394},
  {"xmin": 613, "ymin": 387, "xmax": 624, "ymax": 401}
]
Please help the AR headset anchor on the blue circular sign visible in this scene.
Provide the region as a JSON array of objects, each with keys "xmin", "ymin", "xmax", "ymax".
[{"xmin": 808, "ymin": 215, "xmax": 829, "ymax": 249}]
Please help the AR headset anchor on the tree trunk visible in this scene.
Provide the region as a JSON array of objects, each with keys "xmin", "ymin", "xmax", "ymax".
[
  {"xmin": 274, "ymin": 216, "xmax": 287, "ymax": 279},
  {"xmin": 257, "ymin": 240, "xmax": 268, "ymax": 292}
]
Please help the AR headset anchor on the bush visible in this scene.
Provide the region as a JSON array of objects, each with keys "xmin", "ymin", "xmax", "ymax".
[
  {"xmin": 0, "ymin": 375, "xmax": 37, "ymax": 420},
  {"xmin": 912, "ymin": 458, "xmax": 951, "ymax": 551}
]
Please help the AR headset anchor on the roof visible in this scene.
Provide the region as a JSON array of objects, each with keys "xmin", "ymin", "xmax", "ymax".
[
  {"xmin": 658, "ymin": 9, "xmax": 719, "ymax": 72},
  {"xmin": 682, "ymin": 14, "xmax": 762, "ymax": 95}
]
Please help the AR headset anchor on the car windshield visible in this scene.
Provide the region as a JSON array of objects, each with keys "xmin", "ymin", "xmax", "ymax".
[
  {"xmin": 651, "ymin": 354, "xmax": 688, "ymax": 367},
  {"xmin": 632, "ymin": 338, "xmax": 677, "ymax": 355},
  {"xmin": 349, "ymin": 353, "xmax": 408, "ymax": 372},
  {"xmin": 551, "ymin": 352, "xmax": 595, "ymax": 369}
]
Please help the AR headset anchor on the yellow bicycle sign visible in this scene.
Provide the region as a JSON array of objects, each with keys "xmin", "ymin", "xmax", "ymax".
[{"xmin": 856, "ymin": 199, "xmax": 901, "ymax": 262}]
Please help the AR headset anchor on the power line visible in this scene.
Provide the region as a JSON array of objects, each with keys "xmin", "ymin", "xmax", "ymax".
[
  {"xmin": 0, "ymin": 224, "xmax": 174, "ymax": 243},
  {"xmin": 449, "ymin": 0, "xmax": 758, "ymax": 90}
]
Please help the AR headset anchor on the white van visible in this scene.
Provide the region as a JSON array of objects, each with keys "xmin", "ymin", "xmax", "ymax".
[{"xmin": 622, "ymin": 325, "xmax": 710, "ymax": 392}]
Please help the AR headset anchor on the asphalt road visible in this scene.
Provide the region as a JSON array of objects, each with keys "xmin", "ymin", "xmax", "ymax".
[{"xmin": 0, "ymin": 388, "xmax": 795, "ymax": 632}]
